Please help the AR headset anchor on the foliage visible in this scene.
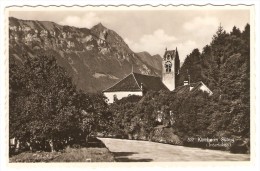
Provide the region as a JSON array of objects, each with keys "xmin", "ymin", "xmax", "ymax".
[
  {"xmin": 174, "ymin": 24, "xmax": 250, "ymax": 139},
  {"xmin": 107, "ymin": 24, "xmax": 250, "ymax": 152},
  {"xmin": 9, "ymin": 55, "xmax": 111, "ymax": 152},
  {"xmin": 10, "ymin": 23, "xmax": 250, "ymax": 154}
]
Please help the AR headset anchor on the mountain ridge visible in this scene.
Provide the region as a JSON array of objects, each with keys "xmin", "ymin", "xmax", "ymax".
[{"xmin": 9, "ymin": 17, "xmax": 162, "ymax": 92}]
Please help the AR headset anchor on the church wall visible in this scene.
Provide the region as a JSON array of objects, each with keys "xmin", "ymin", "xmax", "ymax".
[
  {"xmin": 162, "ymin": 73, "xmax": 175, "ymax": 91},
  {"xmin": 104, "ymin": 91, "xmax": 143, "ymax": 103}
]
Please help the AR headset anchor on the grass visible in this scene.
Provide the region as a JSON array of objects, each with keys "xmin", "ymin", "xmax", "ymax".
[{"xmin": 9, "ymin": 147, "xmax": 115, "ymax": 162}]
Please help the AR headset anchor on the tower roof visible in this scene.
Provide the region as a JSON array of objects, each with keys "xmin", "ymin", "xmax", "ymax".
[
  {"xmin": 103, "ymin": 72, "xmax": 169, "ymax": 92},
  {"xmin": 164, "ymin": 50, "xmax": 176, "ymax": 56},
  {"xmin": 163, "ymin": 50, "xmax": 176, "ymax": 60}
]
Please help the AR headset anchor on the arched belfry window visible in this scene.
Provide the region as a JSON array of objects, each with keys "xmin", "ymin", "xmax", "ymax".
[
  {"xmin": 165, "ymin": 61, "xmax": 172, "ymax": 73},
  {"xmin": 164, "ymin": 54, "xmax": 172, "ymax": 61}
]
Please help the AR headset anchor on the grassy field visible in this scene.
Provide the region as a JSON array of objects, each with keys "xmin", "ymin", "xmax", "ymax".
[{"xmin": 9, "ymin": 147, "xmax": 115, "ymax": 162}]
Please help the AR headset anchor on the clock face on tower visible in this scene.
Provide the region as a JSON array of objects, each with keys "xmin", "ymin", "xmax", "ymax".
[{"xmin": 165, "ymin": 61, "xmax": 172, "ymax": 73}]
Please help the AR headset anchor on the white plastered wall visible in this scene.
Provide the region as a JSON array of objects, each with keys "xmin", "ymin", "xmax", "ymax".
[{"xmin": 104, "ymin": 91, "xmax": 143, "ymax": 103}]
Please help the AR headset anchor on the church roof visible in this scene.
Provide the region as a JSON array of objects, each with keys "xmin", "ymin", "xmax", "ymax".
[{"xmin": 103, "ymin": 72, "xmax": 169, "ymax": 92}]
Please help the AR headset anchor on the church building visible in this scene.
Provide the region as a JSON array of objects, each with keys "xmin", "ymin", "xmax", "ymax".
[{"xmin": 103, "ymin": 48, "xmax": 212, "ymax": 103}]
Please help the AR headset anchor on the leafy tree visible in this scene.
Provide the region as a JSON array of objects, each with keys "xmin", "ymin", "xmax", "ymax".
[
  {"xmin": 10, "ymin": 55, "xmax": 78, "ymax": 143},
  {"xmin": 77, "ymin": 93, "xmax": 112, "ymax": 142},
  {"xmin": 9, "ymin": 54, "xmax": 110, "ymax": 152}
]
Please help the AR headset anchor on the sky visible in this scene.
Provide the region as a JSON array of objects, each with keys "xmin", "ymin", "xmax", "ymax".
[{"xmin": 9, "ymin": 9, "xmax": 250, "ymax": 62}]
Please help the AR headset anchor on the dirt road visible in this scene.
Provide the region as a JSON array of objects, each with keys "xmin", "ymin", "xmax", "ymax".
[{"xmin": 99, "ymin": 138, "xmax": 250, "ymax": 162}]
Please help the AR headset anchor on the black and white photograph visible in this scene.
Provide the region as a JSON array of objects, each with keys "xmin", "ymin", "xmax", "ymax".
[{"xmin": 0, "ymin": 2, "xmax": 258, "ymax": 168}]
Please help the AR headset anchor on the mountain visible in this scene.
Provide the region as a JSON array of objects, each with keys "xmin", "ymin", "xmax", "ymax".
[
  {"xmin": 9, "ymin": 17, "xmax": 161, "ymax": 92},
  {"xmin": 136, "ymin": 51, "xmax": 162, "ymax": 73}
]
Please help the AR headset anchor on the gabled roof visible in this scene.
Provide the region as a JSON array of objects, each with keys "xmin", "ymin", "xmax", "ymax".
[
  {"xmin": 173, "ymin": 82, "xmax": 199, "ymax": 95},
  {"xmin": 173, "ymin": 81, "xmax": 212, "ymax": 96},
  {"xmin": 164, "ymin": 50, "xmax": 175, "ymax": 55},
  {"xmin": 163, "ymin": 50, "xmax": 176, "ymax": 61},
  {"xmin": 133, "ymin": 72, "xmax": 169, "ymax": 91},
  {"xmin": 103, "ymin": 72, "xmax": 169, "ymax": 92}
]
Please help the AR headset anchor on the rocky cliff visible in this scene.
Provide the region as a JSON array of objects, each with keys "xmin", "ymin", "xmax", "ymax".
[
  {"xmin": 136, "ymin": 51, "xmax": 162, "ymax": 73},
  {"xmin": 9, "ymin": 17, "xmax": 162, "ymax": 92}
]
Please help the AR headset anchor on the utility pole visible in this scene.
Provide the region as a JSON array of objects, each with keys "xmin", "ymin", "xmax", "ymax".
[{"xmin": 187, "ymin": 69, "xmax": 190, "ymax": 85}]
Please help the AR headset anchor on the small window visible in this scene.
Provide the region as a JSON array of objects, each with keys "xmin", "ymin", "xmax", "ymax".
[
  {"xmin": 167, "ymin": 54, "xmax": 171, "ymax": 60},
  {"xmin": 113, "ymin": 94, "xmax": 118, "ymax": 102},
  {"xmin": 165, "ymin": 61, "xmax": 172, "ymax": 73}
]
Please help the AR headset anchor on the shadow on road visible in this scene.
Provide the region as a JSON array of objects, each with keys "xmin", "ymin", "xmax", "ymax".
[{"xmin": 113, "ymin": 152, "xmax": 153, "ymax": 162}]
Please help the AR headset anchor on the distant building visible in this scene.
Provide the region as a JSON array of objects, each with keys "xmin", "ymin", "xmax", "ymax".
[
  {"xmin": 103, "ymin": 48, "xmax": 212, "ymax": 103},
  {"xmin": 173, "ymin": 81, "xmax": 213, "ymax": 96}
]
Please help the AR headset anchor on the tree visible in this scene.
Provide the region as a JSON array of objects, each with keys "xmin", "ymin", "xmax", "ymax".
[
  {"xmin": 10, "ymin": 55, "xmax": 80, "ymax": 150},
  {"xmin": 9, "ymin": 54, "xmax": 110, "ymax": 152},
  {"xmin": 77, "ymin": 93, "xmax": 112, "ymax": 142},
  {"xmin": 104, "ymin": 24, "xmax": 250, "ymax": 153},
  {"xmin": 231, "ymin": 26, "xmax": 241, "ymax": 37}
]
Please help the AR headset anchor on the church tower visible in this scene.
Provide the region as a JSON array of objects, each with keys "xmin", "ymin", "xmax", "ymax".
[{"xmin": 162, "ymin": 47, "xmax": 180, "ymax": 91}]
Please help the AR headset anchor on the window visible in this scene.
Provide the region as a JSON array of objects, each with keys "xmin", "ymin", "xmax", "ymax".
[
  {"xmin": 165, "ymin": 61, "xmax": 172, "ymax": 73},
  {"xmin": 113, "ymin": 94, "xmax": 118, "ymax": 102},
  {"xmin": 167, "ymin": 54, "xmax": 171, "ymax": 60}
]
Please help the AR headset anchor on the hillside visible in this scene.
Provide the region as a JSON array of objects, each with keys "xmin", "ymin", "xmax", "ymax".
[
  {"xmin": 136, "ymin": 51, "xmax": 162, "ymax": 73},
  {"xmin": 9, "ymin": 17, "xmax": 161, "ymax": 92}
]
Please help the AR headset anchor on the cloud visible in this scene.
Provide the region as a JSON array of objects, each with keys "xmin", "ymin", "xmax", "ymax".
[
  {"xmin": 183, "ymin": 16, "xmax": 219, "ymax": 33},
  {"xmin": 59, "ymin": 12, "xmax": 100, "ymax": 28},
  {"xmin": 183, "ymin": 16, "xmax": 219, "ymax": 42},
  {"xmin": 184, "ymin": 16, "xmax": 219, "ymax": 30},
  {"xmin": 125, "ymin": 29, "xmax": 198, "ymax": 62},
  {"xmin": 179, "ymin": 16, "xmax": 222, "ymax": 60},
  {"xmin": 125, "ymin": 29, "xmax": 177, "ymax": 56},
  {"xmin": 175, "ymin": 40, "xmax": 197, "ymax": 62}
]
